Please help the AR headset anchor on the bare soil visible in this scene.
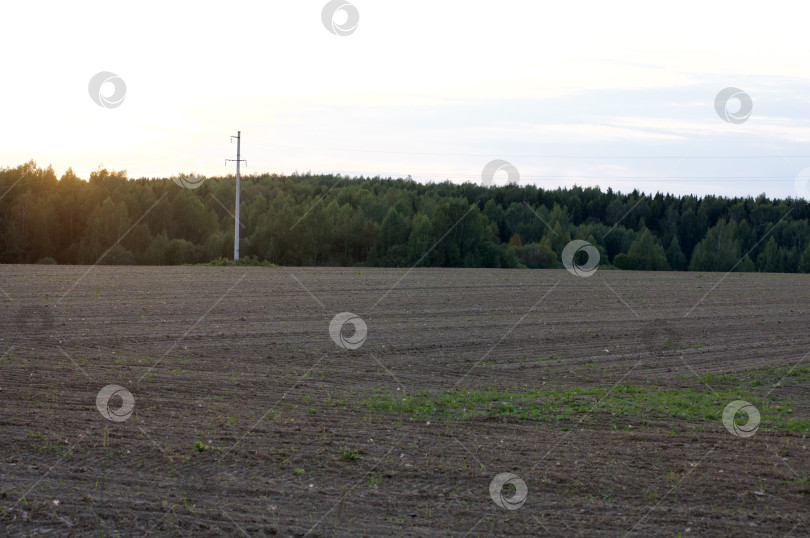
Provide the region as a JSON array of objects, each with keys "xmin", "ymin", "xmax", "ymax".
[{"xmin": 1, "ymin": 266, "xmax": 809, "ymax": 536}]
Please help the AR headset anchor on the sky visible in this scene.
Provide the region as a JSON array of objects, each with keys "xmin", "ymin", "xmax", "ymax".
[{"xmin": 3, "ymin": 0, "xmax": 810, "ymax": 199}]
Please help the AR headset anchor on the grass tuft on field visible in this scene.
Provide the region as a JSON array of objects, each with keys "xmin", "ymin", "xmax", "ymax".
[{"xmin": 362, "ymin": 364, "xmax": 810, "ymax": 433}]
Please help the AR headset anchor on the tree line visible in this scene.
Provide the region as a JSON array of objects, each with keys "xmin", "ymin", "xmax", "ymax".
[{"xmin": 3, "ymin": 160, "xmax": 810, "ymax": 272}]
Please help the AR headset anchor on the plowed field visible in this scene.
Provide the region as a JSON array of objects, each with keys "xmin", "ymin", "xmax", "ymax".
[{"xmin": 1, "ymin": 266, "xmax": 808, "ymax": 536}]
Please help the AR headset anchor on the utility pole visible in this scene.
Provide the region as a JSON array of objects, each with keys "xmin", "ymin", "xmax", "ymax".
[{"xmin": 226, "ymin": 131, "xmax": 246, "ymax": 260}]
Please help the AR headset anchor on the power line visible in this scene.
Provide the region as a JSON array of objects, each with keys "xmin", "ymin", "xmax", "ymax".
[
  {"xmin": 310, "ymin": 171, "xmax": 807, "ymax": 182},
  {"xmin": 1, "ymin": 173, "xmax": 805, "ymax": 192},
  {"xmin": 263, "ymin": 144, "xmax": 810, "ymax": 160}
]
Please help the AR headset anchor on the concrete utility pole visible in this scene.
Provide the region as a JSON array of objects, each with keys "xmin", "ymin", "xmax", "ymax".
[{"xmin": 226, "ymin": 131, "xmax": 246, "ymax": 260}]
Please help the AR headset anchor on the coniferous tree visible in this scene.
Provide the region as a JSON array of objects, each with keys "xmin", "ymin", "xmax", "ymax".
[
  {"xmin": 614, "ymin": 229, "xmax": 669, "ymax": 270},
  {"xmin": 666, "ymin": 235, "xmax": 687, "ymax": 271}
]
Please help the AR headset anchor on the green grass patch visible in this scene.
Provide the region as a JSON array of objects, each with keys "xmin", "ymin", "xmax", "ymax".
[
  {"xmin": 339, "ymin": 446, "xmax": 360, "ymax": 461},
  {"xmin": 748, "ymin": 364, "xmax": 810, "ymax": 387},
  {"xmin": 362, "ymin": 380, "xmax": 807, "ymax": 433}
]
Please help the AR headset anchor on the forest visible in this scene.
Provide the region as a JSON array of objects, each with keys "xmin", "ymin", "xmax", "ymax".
[{"xmin": 3, "ymin": 160, "xmax": 810, "ymax": 272}]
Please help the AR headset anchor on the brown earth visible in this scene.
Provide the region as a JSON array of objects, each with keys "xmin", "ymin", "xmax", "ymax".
[{"xmin": 1, "ymin": 265, "xmax": 809, "ymax": 536}]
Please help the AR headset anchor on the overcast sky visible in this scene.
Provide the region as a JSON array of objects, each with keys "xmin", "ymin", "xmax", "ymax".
[{"xmin": 3, "ymin": 0, "xmax": 810, "ymax": 199}]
